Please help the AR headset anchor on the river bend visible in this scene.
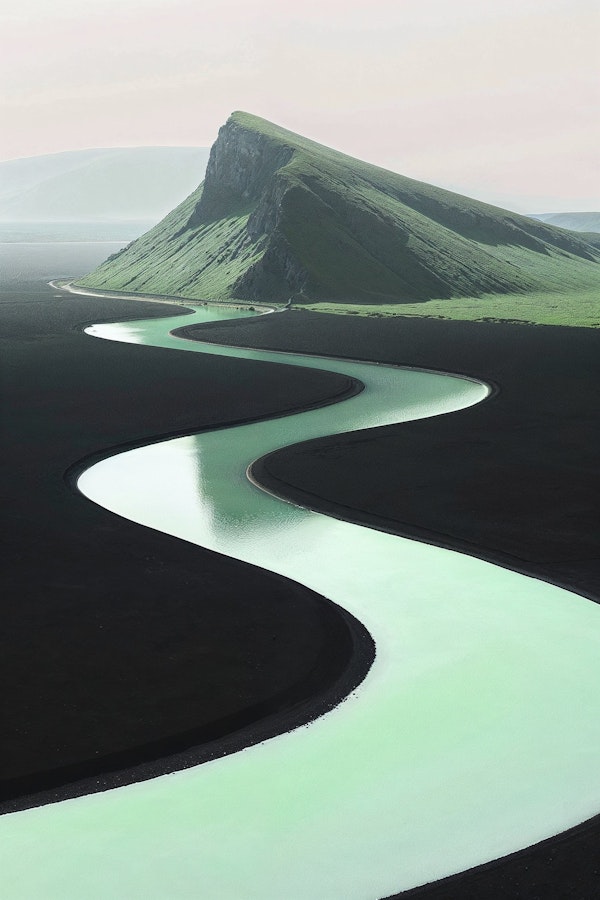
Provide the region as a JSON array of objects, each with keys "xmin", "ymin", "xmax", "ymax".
[{"xmin": 2, "ymin": 301, "xmax": 600, "ymax": 899}]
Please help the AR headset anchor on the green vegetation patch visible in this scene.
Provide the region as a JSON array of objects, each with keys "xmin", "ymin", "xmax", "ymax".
[{"xmin": 303, "ymin": 283, "xmax": 600, "ymax": 328}]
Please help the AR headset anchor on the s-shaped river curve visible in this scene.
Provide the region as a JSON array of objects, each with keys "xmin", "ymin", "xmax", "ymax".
[{"xmin": 2, "ymin": 299, "xmax": 600, "ymax": 899}]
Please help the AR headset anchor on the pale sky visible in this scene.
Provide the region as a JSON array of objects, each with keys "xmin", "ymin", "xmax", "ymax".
[{"xmin": 1, "ymin": 0, "xmax": 597, "ymax": 212}]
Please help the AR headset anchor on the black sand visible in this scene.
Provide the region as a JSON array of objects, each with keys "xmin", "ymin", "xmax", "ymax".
[
  {"xmin": 0, "ymin": 280, "xmax": 373, "ymax": 811},
  {"xmin": 180, "ymin": 309, "xmax": 600, "ymax": 900},
  {"xmin": 4, "ymin": 266, "xmax": 600, "ymax": 896}
]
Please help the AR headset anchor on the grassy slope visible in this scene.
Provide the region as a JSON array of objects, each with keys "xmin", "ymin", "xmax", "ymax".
[
  {"xmin": 303, "ymin": 287, "xmax": 600, "ymax": 328},
  {"xmin": 82, "ymin": 186, "xmax": 262, "ymax": 299},
  {"xmin": 80, "ymin": 112, "xmax": 600, "ymax": 325}
]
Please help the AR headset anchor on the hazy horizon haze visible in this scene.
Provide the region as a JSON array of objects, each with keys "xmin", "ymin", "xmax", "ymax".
[{"xmin": 1, "ymin": 0, "xmax": 597, "ymax": 213}]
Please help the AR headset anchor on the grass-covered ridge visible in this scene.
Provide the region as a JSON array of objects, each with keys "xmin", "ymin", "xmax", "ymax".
[{"xmin": 80, "ymin": 112, "xmax": 600, "ymax": 323}]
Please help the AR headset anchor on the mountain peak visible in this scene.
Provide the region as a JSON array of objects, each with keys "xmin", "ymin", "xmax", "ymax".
[
  {"xmin": 185, "ymin": 113, "xmax": 296, "ymax": 226},
  {"xmin": 80, "ymin": 112, "xmax": 599, "ymax": 307}
]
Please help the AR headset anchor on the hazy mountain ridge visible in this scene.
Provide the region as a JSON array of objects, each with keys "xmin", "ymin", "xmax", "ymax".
[
  {"xmin": 0, "ymin": 147, "xmax": 209, "ymax": 223},
  {"xmin": 80, "ymin": 113, "xmax": 599, "ymax": 306},
  {"xmin": 529, "ymin": 212, "xmax": 600, "ymax": 234}
]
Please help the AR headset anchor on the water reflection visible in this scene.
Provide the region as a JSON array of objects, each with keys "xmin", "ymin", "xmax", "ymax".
[
  {"xmin": 6, "ymin": 303, "xmax": 600, "ymax": 900},
  {"xmin": 86, "ymin": 304, "xmax": 256, "ymax": 345}
]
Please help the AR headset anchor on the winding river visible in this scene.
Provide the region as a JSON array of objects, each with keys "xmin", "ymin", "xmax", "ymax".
[{"xmin": 3, "ymin": 297, "xmax": 600, "ymax": 899}]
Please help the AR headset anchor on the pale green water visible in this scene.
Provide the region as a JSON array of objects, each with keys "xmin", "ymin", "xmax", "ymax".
[{"xmin": 3, "ymin": 301, "xmax": 600, "ymax": 899}]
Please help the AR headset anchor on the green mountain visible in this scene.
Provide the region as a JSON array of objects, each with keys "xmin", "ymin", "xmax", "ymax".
[{"xmin": 80, "ymin": 113, "xmax": 600, "ymax": 314}]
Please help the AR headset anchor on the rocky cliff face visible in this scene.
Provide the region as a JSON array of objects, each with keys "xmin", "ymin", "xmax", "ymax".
[
  {"xmin": 79, "ymin": 111, "xmax": 600, "ymax": 307},
  {"xmin": 186, "ymin": 119, "xmax": 294, "ymax": 225},
  {"xmin": 181, "ymin": 116, "xmax": 311, "ymax": 300}
]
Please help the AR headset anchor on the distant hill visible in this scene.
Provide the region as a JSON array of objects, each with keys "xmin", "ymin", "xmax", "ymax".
[
  {"xmin": 80, "ymin": 113, "xmax": 599, "ymax": 314},
  {"xmin": 528, "ymin": 212, "xmax": 600, "ymax": 233},
  {"xmin": 0, "ymin": 147, "xmax": 209, "ymax": 225}
]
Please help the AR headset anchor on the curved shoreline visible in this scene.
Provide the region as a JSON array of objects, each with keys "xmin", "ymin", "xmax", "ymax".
[
  {"xmin": 65, "ymin": 283, "xmax": 600, "ymax": 897},
  {"xmin": 185, "ymin": 310, "xmax": 600, "ymax": 596},
  {"xmin": 1, "ymin": 279, "xmax": 375, "ymax": 813},
  {"xmin": 17, "ymin": 280, "xmax": 600, "ymax": 897},
  {"xmin": 3, "ymin": 584, "xmax": 375, "ymax": 815},
  {"xmin": 64, "ymin": 372, "xmax": 365, "ymax": 489},
  {"xmin": 54, "ymin": 279, "xmax": 278, "ymax": 314},
  {"xmin": 248, "ymin": 450, "xmax": 600, "ymax": 895},
  {"xmin": 176, "ymin": 308, "xmax": 600, "ymax": 899},
  {"xmin": 173, "ymin": 320, "xmax": 499, "ymax": 393},
  {"xmin": 249, "ymin": 450, "xmax": 600, "ymax": 608}
]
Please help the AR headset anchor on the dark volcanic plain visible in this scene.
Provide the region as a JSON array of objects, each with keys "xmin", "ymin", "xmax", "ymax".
[
  {"xmin": 181, "ymin": 308, "xmax": 600, "ymax": 900},
  {"xmin": 0, "ymin": 278, "xmax": 372, "ymax": 810},
  {"xmin": 2, "ymin": 265, "xmax": 600, "ymax": 897}
]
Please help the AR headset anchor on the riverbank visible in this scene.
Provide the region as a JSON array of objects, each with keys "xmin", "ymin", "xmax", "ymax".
[
  {"xmin": 61, "ymin": 278, "xmax": 279, "ymax": 313},
  {"xmin": 0, "ymin": 272, "xmax": 372, "ymax": 810},
  {"xmin": 4, "ymin": 258, "xmax": 597, "ymax": 898},
  {"xmin": 183, "ymin": 310, "xmax": 600, "ymax": 603},
  {"xmin": 179, "ymin": 308, "xmax": 600, "ymax": 900}
]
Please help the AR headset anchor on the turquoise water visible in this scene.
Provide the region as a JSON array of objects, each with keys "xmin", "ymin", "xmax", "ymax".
[{"xmin": 2, "ymin": 300, "xmax": 600, "ymax": 899}]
